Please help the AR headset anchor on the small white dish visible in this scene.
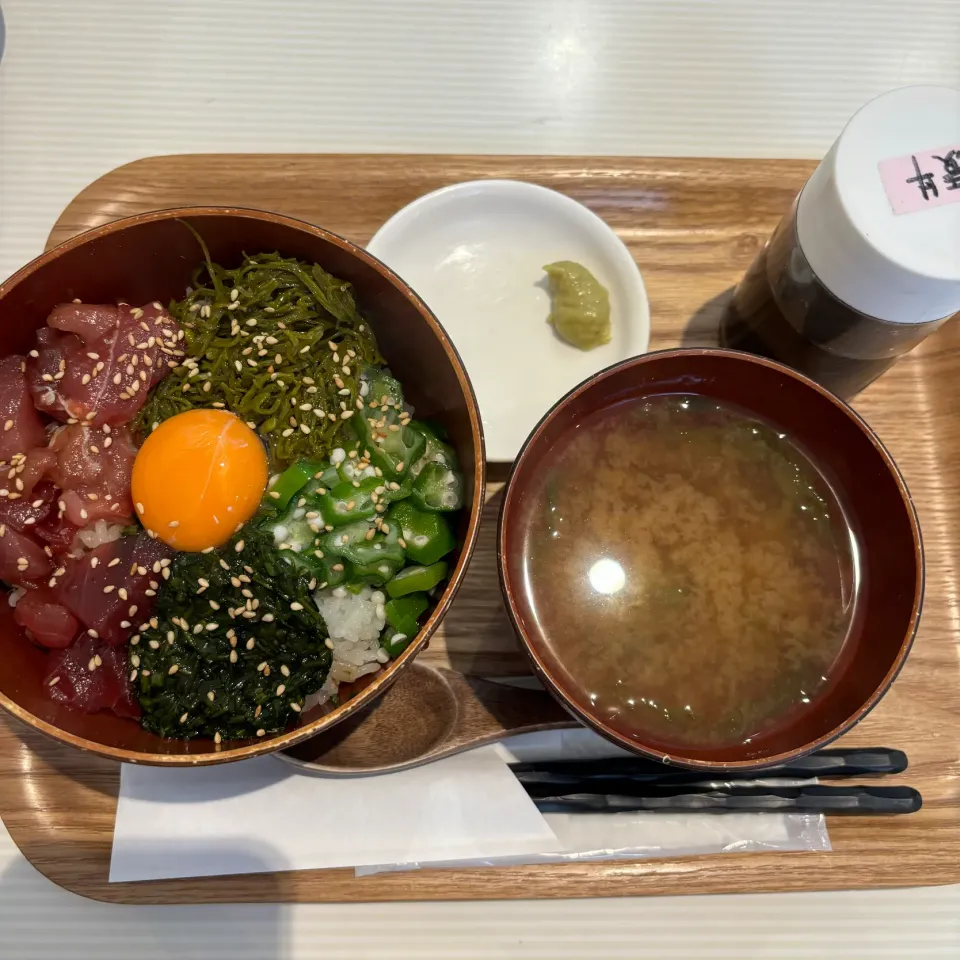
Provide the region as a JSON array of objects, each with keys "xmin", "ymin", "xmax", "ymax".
[{"xmin": 367, "ymin": 180, "xmax": 650, "ymax": 461}]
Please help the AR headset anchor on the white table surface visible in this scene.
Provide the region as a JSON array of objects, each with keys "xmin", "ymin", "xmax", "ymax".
[{"xmin": 1, "ymin": 0, "xmax": 959, "ymax": 956}]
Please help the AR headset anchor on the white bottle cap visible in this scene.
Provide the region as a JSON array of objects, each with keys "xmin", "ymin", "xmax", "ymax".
[{"xmin": 797, "ymin": 86, "xmax": 960, "ymax": 326}]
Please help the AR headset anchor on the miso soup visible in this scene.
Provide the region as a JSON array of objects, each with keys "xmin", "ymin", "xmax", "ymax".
[{"xmin": 520, "ymin": 394, "xmax": 857, "ymax": 750}]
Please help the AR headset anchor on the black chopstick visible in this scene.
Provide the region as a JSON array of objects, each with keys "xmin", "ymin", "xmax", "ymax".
[
  {"xmin": 511, "ymin": 747, "xmax": 907, "ymax": 789},
  {"xmin": 512, "ymin": 747, "xmax": 919, "ymax": 816},
  {"xmin": 532, "ymin": 785, "xmax": 922, "ymax": 816}
]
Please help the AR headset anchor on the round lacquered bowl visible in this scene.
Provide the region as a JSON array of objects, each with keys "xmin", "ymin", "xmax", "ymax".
[
  {"xmin": 0, "ymin": 207, "xmax": 485, "ymax": 765},
  {"xmin": 499, "ymin": 348, "xmax": 923, "ymax": 770}
]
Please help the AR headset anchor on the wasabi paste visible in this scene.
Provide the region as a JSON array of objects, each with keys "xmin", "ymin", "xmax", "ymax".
[{"xmin": 543, "ymin": 261, "xmax": 611, "ymax": 351}]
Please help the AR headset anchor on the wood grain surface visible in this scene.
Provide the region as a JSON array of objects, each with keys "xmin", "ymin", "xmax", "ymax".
[{"xmin": 1, "ymin": 153, "xmax": 958, "ymax": 904}]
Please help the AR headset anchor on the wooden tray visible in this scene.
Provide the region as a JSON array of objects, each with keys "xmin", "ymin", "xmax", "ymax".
[{"xmin": 1, "ymin": 154, "xmax": 958, "ymax": 904}]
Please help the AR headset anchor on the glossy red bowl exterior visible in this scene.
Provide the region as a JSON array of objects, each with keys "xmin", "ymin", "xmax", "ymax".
[
  {"xmin": 0, "ymin": 207, "xmax": 484, "ymax": 765},
  {"xmin": 499, "ymin": 348, "xmax": 923, "ymax": 770}
]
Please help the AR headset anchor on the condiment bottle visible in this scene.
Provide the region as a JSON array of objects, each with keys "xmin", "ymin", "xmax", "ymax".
[{"xmin": 721, "ymin": 86, "xmax": 960, "ymax": 398}]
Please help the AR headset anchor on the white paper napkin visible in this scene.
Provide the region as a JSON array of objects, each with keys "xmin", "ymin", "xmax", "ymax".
[{"xmin": 109, "ymin": 747, "xmax": 559, "ymax": 882}]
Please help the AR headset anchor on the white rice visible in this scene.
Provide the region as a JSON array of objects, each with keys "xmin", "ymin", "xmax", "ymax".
[
  {"xmin": 306, "ymin": 585, "xmax": 389, "ymax": 707},
  {"xmin": 75, "ymin": 519, "xmax": 125, "ymax": 551},
  {"xmin": 340, "ymin": 460, "xmax": 376, "ymax": 481}
]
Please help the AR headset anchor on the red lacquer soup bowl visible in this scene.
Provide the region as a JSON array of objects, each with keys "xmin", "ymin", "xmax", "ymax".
[{"xmin": 499, "ymin": 348, "xmax": 922, "ymax": 770}]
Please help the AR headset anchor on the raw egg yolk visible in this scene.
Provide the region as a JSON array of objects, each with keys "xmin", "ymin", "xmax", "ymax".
[{"xmin": 131, "ymin": 410, "xmax": 268, "ymax": 552}]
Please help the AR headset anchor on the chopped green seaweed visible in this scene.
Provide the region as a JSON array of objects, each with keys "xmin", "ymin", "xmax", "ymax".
[{"xmin": 133, "ymin": 526, "xmax": 331, "ymax": 740}]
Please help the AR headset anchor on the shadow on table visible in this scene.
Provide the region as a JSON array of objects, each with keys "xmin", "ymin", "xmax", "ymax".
[{"xmin": 681, "ymin": 287, "xmax": 733, "ymax": 348}]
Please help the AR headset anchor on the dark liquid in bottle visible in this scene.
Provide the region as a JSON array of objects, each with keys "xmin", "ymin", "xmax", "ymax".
[{"xmin": 720, "ymin": 200, "xmax": 948, "ymax": 399}]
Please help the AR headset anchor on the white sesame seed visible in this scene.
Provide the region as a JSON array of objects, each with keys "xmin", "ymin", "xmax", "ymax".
[
  {"xmin": 168, "ymin": 664, "xmax": 179, "ymax": 675},
  {"xmin": 214, "ymin": 732, "xmax": 222, "ymax": 744}
]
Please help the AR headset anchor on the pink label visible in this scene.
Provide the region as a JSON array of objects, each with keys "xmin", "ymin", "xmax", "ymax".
[{"xmin": 879, "ymin": 144, "xmax": 960, "ymax": 215}]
